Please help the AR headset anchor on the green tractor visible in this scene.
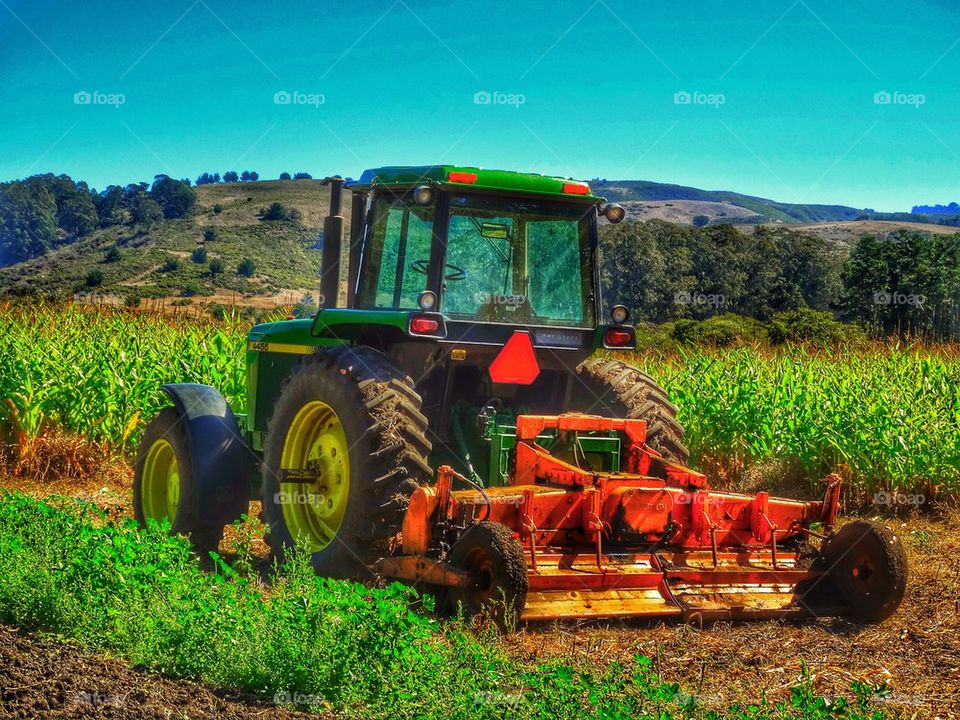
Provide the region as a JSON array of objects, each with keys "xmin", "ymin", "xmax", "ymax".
[
  {"xmin": 135, "ymin": 166, "xmax": 682, "ymax": 567},
  {"xmin": 134, "ymin": 166, "xmax": 906, "ymax": 624}
]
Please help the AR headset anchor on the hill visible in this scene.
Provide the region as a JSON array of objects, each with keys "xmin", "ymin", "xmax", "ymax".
[
  {"xmin": 593, "ymin": 179, "xmax": 866, "ymax": 224},
  {"xmin": 0, "ymin": 180, "xmax": 343, "ymax": 308}
]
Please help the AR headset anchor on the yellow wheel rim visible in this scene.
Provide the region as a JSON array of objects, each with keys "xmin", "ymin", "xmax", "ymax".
[
  {"xmin": 142, "ymin": 438, "xmax": 180, "ymax": 523},
  {"xmin": 280, "ymin": 401, "xmax": 350, "ymax": 553}
]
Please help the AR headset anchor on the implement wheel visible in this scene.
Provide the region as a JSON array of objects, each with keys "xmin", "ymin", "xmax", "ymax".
[
  {"xmin": 573, "ymin": 358, "xmax": 689, "ymax": 464},
  {"xmin": 133, "ymin": 408, "xmax": 223, "ymax": 555},
  {"xmin": 262, "ymin": 346, "xmax": 432, "ymax": 579},
  {"xmin": 447, "ymin": 521, "xmax": 528, "ymax": 631},
  {"xmin": 821, "ymin": 520, "xmax": 907, "ymax": 623}
]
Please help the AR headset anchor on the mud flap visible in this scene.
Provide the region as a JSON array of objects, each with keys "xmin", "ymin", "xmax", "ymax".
[{"xmin": 160, "ymin": 383, "xmax": 249, "ymax": 528}]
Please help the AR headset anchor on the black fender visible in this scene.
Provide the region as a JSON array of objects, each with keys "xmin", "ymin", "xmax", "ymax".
[{"xmin": 160, "ymin": 383, "xmax": 249, "ymax": 528}]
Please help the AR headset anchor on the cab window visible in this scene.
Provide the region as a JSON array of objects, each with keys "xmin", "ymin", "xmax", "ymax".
[{"xmin": 357, "ymin": 193, "xmax": 434, "ymax": 309}]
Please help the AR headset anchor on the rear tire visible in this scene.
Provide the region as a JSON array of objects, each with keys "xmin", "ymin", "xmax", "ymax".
[
  {"xmin": 447, "ymin": 521, "xmax": 528, "ymax": 631},
  {"xmin": 819, "ymin": 520, "xmax": 907, "ymax": 623},
  {"xmin": 261, "ymin": 346, "xmax": 432, "ymax": 579},
  {"xmin": 572, "ymin": 358, "xmax": 689, "ymax": 464}
]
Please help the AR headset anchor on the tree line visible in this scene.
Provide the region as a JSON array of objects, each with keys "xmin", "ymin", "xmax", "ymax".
[
  {"xmin": 599, "ymin": 220, "xmax": 960, "ymax": 340},
  {"xmin": 195, "ymin": 171, "xmax": 313, "ymax": 185},
  {"xmin": 0, "ymin": 174, "xmax": 195, "ymax": 266}
]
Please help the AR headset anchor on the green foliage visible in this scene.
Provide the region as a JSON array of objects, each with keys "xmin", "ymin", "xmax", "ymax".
[
  {"xmin": 768, "ymin": 308, "xmax": 860, "ymax": 346},
  {"xmin": 223, "ymin": 171, "xmax": 239, "ymax": 183},
  {"xmin": 212, "ymin": 203, "xmax": 223, "ymax": 214},
  {"xmin": 237, "ymin": 257, "xmax": 256, "ymax": 277},
  {"xmin": 202, "ymin": 226, "xmax": 218, "ymax": 242},
  {"xmin": 840, "ymin": 231, "xmax": 960, "ymax": 339},
  {"xmin": 0, "ymin": 180, "xmax": 59, "ymax": 265},
  {"xmin": 261, "ymin": 201, "xmax": 301, "ymax": 223},
  {"xmin": 191, "ymin": 246, "xmax": 208, "ymax": 264},
  {"xmin": 692, "ymin": 214, "xmax": 710, "ymax": 227},
  {"xmin": 132, "ymin": 195, "xmax": 164, "ymax": 227},
  {"xmin": 161, "ymin": 257, "xmax": 180, "ymax": 272},
  {"xmin": 103, "ymin": 246, "xmax": 121, "ymax": 263},
  {"xmin": 0, "ymin": 492, "xmax": 888, "ymax": 720},
  {"xmin": 84, "ymin": 269, "xmax": 104, "ymax": 287},
  {"xmin": 150, "ymin": 176, "xmax": 196, "ymax": 219},
  {"xmin": 209, "ymin": 258, "xmax": 224, "ymax": 276},
  {"xmin": 181, "ymin": 282, "xmax": 199, "ymax": 297}
]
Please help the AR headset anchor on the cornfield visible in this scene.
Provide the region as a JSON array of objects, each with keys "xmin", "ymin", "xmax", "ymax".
[{"xmin": 1, "ymin": 303, "xmax": 958, "ymax": 497}]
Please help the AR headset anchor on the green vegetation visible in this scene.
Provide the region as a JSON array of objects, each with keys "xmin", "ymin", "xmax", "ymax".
[
  {"xmin": 0, "ymin": 492, "xmax": 887, "ymax": 719},
  {"xmin": 1, "ymin": 304, "xmax": 956, "ymax": 500}
]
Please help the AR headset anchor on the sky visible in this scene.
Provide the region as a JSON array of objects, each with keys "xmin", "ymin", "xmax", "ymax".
[{"xmin": 1, "ymin": 0, "xmax": 959, "ymax": 211}]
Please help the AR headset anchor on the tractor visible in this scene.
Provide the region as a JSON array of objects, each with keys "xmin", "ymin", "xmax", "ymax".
[{"xmin": 134, "ymin": 166, "xmax": 907, "ymax": 626}]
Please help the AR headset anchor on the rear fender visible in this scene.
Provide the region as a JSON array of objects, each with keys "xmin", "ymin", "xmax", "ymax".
[{"xmin": 160, "ymin": 383, "xmax": 249, "ymax": 528}]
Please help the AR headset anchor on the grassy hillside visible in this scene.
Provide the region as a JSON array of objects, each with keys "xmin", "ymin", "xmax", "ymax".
[
  {"xmin": 0, "ymin": 180, "xmax": 346, "ymax": 305},
  {"xmin": 594, "ymin": 179, "xmax": 865, "ymax": 223}
]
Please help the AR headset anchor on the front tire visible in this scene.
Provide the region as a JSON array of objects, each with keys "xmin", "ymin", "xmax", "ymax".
[
  {"xmin": 261, "ymin": 346, "xmax": 432, "ymax": 579},
  {"xmin": 133, "ymin": 408, "xmax": 223, "ymax": 556}
]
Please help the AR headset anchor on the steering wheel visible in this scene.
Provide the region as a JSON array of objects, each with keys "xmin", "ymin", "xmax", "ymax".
[{"xmin": 410, "ymin": 259, "xmax": 468, "ymax": 281}]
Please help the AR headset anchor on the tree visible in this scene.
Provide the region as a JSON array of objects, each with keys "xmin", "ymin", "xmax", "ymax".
[
  {"xmin": 85, "ymin": 268, "xmax": 104, "ymax": 287},
  {"xmin": 57, "ymin": 192, "xmax": 98, "ymax": 237},
  {"xmin": 196, "ymin": 172, "xmax": 220, "ymax": 185},
  {"xmin": 150, "ymin": 176, "xmax": 196, "ymax": 219},
  {"xmin": 203, "ymin": 227, "xmax": 218, "ymax": 242},
  {"xmin": 279, "ymin": 172, "xmax": 292, "ymax": 180},
  {"xmin": 104, "ymin": 246, "xmax": 121, "ymax": 263},
  {"xmin": 294, "ymin": 172, "xmax": 312, "ymax": 180},
  {"xmin": 223, "ymin": 171, "xmax": 239, "ymax": 183},
  {"xmin": 161, "ymin": 257, "xmax": 180, "ymax": 272},
  {"xmin": 692, "ymin": 215, "xmax": 710, "ymax": 228},
  {"xmin": 0, "ymin": 181, "xmax": 59, "ymax": 265},
  {"xmin": 237, "ymin": 257, "xmax": 256, "ymax": 277},
  {"xmin": 240, "ymin": 170, "xmax": 259, "ymax": 182},
  {"xmin": 209, "ymin": 258, "xmax": 224, "ymax": 276},
  {"xmin": 94, "ymin": 186, "xmax": 124, "ymax": 226},
  {"xmin": 132, "ymin": 195, "xmax": 163, "ymax": 227},
  {"xmin": 191, "ymin": 246, "xmax": 208, "ymax": 263}
]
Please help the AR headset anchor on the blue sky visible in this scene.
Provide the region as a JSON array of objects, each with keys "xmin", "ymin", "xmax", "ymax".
[{"xmin": 1, "ymin": 0, "xmax": 958, "ymax": 211}]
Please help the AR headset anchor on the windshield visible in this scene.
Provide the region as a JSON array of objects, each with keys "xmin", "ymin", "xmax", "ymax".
[{"xmin": 441, "ymin": 194, "xmax": 596, "ymax": 328}]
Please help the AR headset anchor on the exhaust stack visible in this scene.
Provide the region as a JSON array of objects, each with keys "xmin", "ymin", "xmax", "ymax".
[{"xmin": 319, "ymin": 176, "xmax": 345, "ymax": 308}]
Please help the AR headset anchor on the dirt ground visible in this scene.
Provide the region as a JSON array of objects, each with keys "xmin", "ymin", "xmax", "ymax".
[{"xmin": 2, "ymin": 462, "xmax": 959, "ymax": 719}]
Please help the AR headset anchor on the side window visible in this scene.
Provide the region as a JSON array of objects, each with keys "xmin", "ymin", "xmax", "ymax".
[
  {"xmin": 358, "ymin": 194, "xmax": 433, "ymax": 308},
  {"xmin": 526, "ymin": 220, "xmax": 586, "ymax": 324}
]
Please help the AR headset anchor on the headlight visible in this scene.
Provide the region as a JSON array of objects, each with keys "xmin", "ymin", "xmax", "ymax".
[
  {"xmin": 610, "ymin": 304, "xmax": 629, "ymax": 324},
  {"xmin": 417, "ymin": 291, "xmax": 438, "ymax": 311},
  {"xmin": 413, "ymin": 185, "xmax": 435, "ymax": 206},
  {"xmin": 603, "ymin": 204, "xmax": 626, "ymax": 223}
]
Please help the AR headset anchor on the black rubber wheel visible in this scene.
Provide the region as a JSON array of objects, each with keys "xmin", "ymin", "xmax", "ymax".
[
  {"xmin": 447, "ymin": 521, "xmax": 528, "ymax": 631},
  {"xmin": 261, "ymin": 346, "xmax": 433, "ymax": 579},
  {"xmin": 133, "ymin": 407, "xmax": 224, "ymax": 557},
  {"xmin": 571, "ymin": 358, "xmax": 689, "ymax": 464},
  {"xmin": 820, "ymin": 520, "xmax": 907, "ymax": 623}
]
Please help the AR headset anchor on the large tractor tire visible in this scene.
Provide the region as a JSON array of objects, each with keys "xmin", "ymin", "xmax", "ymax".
[
  {"xmin": 261, "ymin": 346, "xmax": 432, "ymax": 579},
  {"xmin": 133, "ymin": 408, "xmax": 224, "ymax": 557},
  {"xmin": 572, "ymin": 358, "xmax": 689, "ymax": 464},
  {"xmin": 819, "ymin": 520, "xmax": 907, "ymax": 623}
]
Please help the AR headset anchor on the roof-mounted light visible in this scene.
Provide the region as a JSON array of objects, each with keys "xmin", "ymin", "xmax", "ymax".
[
  {"xmin": 448, "ymin": 171, "xmax": 478, "ymax": 184},
  {"xmin": 562, "ymin": 181, "xmax": 590, "ymax": 195}
]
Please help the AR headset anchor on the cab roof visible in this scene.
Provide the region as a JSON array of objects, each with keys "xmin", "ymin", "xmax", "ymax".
[{"xmin": 346, "ymin": 165, "xmax": 605, "ymax": 202}]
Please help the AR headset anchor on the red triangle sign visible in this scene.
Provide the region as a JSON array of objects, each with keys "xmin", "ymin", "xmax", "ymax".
[{"xmin": 489, "ymin": 331, "xmax": 540, "ymax": 385}]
